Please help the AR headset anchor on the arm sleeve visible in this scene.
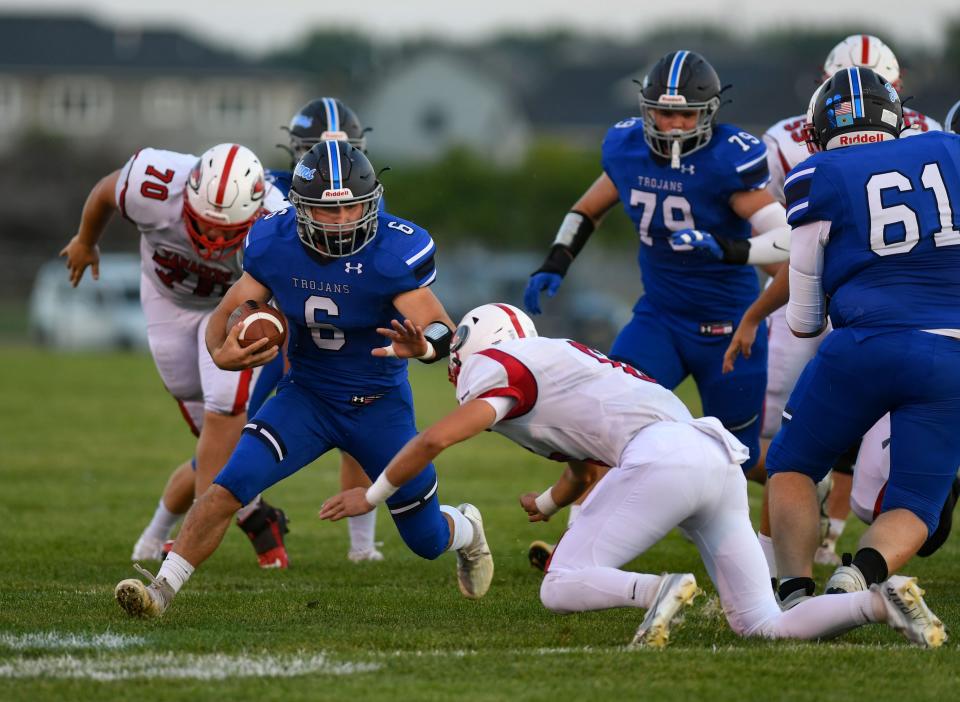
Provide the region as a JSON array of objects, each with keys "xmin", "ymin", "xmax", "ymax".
[
  {"xmin": 745, "ymin": 202, "xmax": 791, "ymax": 265},
  {"xmin": 478, "ymin": 396, "xmax": 518, "ymax": 423},
  {"xmin": 762, "ymin": 132, "xmax": 787, "ymax": 204},
  {"xmin": 786, "ymin": 220, "xmax": 830, "ymax": 335}
]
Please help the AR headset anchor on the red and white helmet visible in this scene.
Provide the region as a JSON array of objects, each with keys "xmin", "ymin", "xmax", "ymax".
[
  {"xmin": 183, "ymin": 143, "xmax": 266, "ymax": 260},
  {"xmin": 448, "ymin": 303, "xmax": 538, "ymax": 384},
  {"xmin": 823, "ymin": 35, "xmax": 901, "ymax": 90}
]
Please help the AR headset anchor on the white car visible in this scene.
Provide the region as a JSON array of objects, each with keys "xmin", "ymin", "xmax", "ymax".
[{"xmin": 29, "ymin": 253, "xmax": 148, "ymax": 350}]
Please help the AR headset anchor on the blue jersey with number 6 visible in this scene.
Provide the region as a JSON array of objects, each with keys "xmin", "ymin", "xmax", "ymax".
[
  {"xmin": 602, "ymin": 120, "xmax": 770, "ymax": 320},
  {"xmin": 242, "ymin": 208, "xmax": 437, "ymax": 401},
  {"xmin": 785, "ymin": 131, "xmax": 960, "ymax": 333}
]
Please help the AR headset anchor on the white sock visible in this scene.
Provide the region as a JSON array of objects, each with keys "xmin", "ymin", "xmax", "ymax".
[
  {"xmin": 826, "ymin": 518, "xmax": 846, "ymax": 546},
  {"xmin": 157, "ymin": 552, "xmax": 195, "ymax": 594},
  {"xmin": 440, "ymin": 505, "xmax": 474, "ymax": 551},
  {"xmin": 234, "ymin": 494, "xmax": 262, "ymax": 522},
  {"xmin": 758, "ymin": 532, "xmax": 777, "ymax": 578},
  {"xmin": 143, "ymin": 500, "xmax": 184, "ymax": 542},
  {"xmin": 763, "ymin": 590, "xmax": 876, "ymax": 639},
  {"xmin": 540, "ymin": 568, "xmax": 663, "ymax": 613},
  {"xmin": 567, "ymin": 504, "xmax": 582, "ymax": 527},
  {"xmin": 348, "ymin": 510, "xmax": 377, "ymax": 552}
]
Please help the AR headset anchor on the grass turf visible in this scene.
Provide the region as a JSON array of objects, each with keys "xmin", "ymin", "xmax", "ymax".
[{"xmin": 2, "ymin": 348, "xmax": 959, "ymax": 701}]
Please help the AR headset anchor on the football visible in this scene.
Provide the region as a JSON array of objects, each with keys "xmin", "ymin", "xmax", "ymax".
[{"xmin": 227, "ymin": 300, "xmax": 288, "ymax": 349}]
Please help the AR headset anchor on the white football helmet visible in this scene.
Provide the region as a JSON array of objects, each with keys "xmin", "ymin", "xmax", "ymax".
[
  {"xmin": 448, "ymin": 303, "xmax": 538, "ymax": 384},
  {"xmin": 184, "ymin": 143, "xmax": 266, "ymax": 260},
  {"xmin": 823, "ymin": 35, "xmax": 901, "ymax": 90}
]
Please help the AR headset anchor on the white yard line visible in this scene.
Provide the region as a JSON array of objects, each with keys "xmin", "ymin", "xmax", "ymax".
[
  {"xmin": 0, "ymin": 651, "xmax": 380, "ymax": 681},
  {"xmin": 0, "ymin": 632, "xmax": 146, "ymax": 651}
]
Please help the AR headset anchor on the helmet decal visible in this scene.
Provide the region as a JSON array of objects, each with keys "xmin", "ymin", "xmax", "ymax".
[
  {"xmin": 326, "ymin": 140, "xmax": 343, "ymax": 191},
  {"xmin": 294, "ymin": 162, "xmax": 316, "ymax": 181},
  {"xmin": 323, "ymin": 97, "xmax": 340, "ymax": 132},
  {"xmin": 214, "ymin": 144, "xmax": 240, "ymax": 207},
  {"xmin": 493, "ymin": 303, "xmax": 528, "ymax": 338},
  {"xmin": 291, "ymin": 113, "xmax": 313, "ymax": 129},
  {"xmin": 666, "ymin": 50, "xmax": 689, "ymax": 97}
]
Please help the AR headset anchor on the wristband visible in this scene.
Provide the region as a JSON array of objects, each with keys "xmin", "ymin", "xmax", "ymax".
[
  {"xmin": 534, "ymin": 488, "xmax": 559, "ymax": 517},
  {"xmin": 365, "ymin": 471, "xmax": 399, "ymax": 506},
  {"xmin": 417, "ymin": 342, "xmax": 437, "ymax": 361}
]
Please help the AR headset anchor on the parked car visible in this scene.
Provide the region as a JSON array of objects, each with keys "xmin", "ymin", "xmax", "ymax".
[{"xmin": 29, "ymin": 253, "xmax": 148, "ymax": 350}]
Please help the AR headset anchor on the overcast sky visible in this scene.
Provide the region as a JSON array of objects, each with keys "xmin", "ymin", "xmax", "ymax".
[{"xmin": 6, "ymin": 0, "xmax": 960, "ymax": 54}]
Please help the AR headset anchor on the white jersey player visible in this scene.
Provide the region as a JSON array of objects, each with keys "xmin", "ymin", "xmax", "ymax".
[
  {"xmin": 61, "ymin": 143, "xmax": 292, "ymax": 569},
  {"xmin": 318, "ymin": 303, "xmax": 945, "ymax": 648}
]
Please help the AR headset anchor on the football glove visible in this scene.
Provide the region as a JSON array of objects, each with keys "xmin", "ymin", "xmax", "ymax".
[
  {"xmin": 523, "ymin": 272, "xmax": 563, "ymax": 315},
  {"xmin": 669, "ymin": 229, "xmax": 724, "ymax": 260}
]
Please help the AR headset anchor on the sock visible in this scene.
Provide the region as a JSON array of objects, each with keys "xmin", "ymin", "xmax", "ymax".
[
  {"xmin": 769, "ymin": 589, "xmax": 876, "ymax": 639},
  {"xmin": 235, "ymin": 494, "xmax": 263, "ymax": 523},
  {"xmin": 347, "ymin": 510, "xmax": 377, "ymax": 553},
  {"xmin": 440, "ymin": 505, "xmax": 474, "ymax": 551},
  {"xmin": 851, "ymin": 547, "xmax": 888, "ymax": 585},
  {"xmin": 567, "ymin": 504, "xmax": 583, "ymax": 527},
  {"xmin": 540, "ymin": 568, "xmax": 663, "ymax": 613},
  {"xmin": 777, "ymin": 576, "xmax": 815, "ymax": 603},
  {"xmin": 143, "ymin": 500, "xmax": 184, "ymax": 542},
  {"xmin": 157, "ymin": 552, "xmax": 195, "ymax": 594},
  {"xmin": 823, "ymin": 518, "xmax": 846, "ymax": 549},
  {"xmin": 757, "ymin": 532, "xmax": 777, "ymax": 578}
]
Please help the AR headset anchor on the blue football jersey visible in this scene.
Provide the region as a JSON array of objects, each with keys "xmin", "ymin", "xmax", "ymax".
[
  {"xmin": 602, "ymin": 120, "xmax": 770, "ymax": 320},
  {"xmin": 784, "ymin": 131, "xmax": 960, "ymax": 332},
  {"xmin": 265, "ymin": 168, "xmax": 386, "ymax": 212},
  {"xmin": 243, "ymin": 208, "xmax": 437, "ymax": 400}
]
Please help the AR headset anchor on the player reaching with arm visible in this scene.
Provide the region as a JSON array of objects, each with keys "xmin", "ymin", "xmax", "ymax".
[
  {"xmin": 113, "ymin": 141, "xmax": 493, "ymax": 619},
  {"xmin": 696, "ymin": 36, "xmax": 945, "ymax": 575},
  {"xmin": 61, "ymin": 143, "xmax": 292, "ymax": 569},
  {"xmin": 257, "ymin": 97, "xmax": 386, "ymax": 564},
  {"xmin": 321, "ymin": 303, "xmax": 945, "ymax": 648},
  {"xmin": 766, "ymin": 68, "xmax": 960, "ymax": 611}
]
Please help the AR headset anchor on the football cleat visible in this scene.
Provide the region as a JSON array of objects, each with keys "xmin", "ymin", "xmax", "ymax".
[
  {"xmin": 825, "ymin": 554, "xmax": 867, "ymax": 594},
  {"xmin": 630, "ymin": 573, "xmax": 700, "ymax": 649},
  {"xmin": 237, "ymin": 501, "xmax": 290, "ymax": 569},
  {"xmin": 347, "ymin": 545, "xmax": 385, "ymax": 563},
  {"xmin": 875, "ymin": 576, "xmax": 946, "ymax": 648},
  {"xmin": 527, "ymin": 540, "xmax": 555, "ymax": 573},
  {"xmin": 455, "ymin": 503, "xmax": 494, "ymax": 599},
  {"xmin": 115, "ymin": 564, "xmax": 175, "ymax": 618},
  {"xmin": 130, "ymin": 535, "xmax": 166, "ymax": 562}
]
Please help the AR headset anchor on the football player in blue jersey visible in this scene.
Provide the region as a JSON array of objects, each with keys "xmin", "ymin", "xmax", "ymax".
[
  {"xmin": 256, "ymin": 97, "xmax": 388, "ymax": 563},
  {"xmin": 765, "ymin": 67, "xmax": 960, "ymax": 613},
  {"xmin": 524, "ymin": 50, "xmax": 792, "ymax": 481},
  {"xmin": 114, "ymin": 141, "xmax": 494, "ymax": 618}
]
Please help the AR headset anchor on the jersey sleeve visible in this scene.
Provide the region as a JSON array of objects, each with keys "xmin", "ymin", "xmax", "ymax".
[
  {"xmin": 783, "ymin": 156, "xmax": 836, "ymax": 228},
  {"xmin": 262, "ymin": 180, "xmax": 289, "ymax": 212},
  {"xmin": 374, "ymin": 218, "xmax": 438, "ymax": 295},
  {"xmin": 762, "ymin": 131, "xmax": 787, "ymax": 204},
  {"xmin": 720, "ymin": 128, "xmax": 771, "ymax": 195},
  {"xmin": 456, "ymin": 348, "xmax": 538, "ymax": 420},
  {"xmin": 600, "ymin": 118, "xmax": 640, "ymax": 180},
  {"xmin": 114, "ymin": 147, "xmax": 194, "ymax": 228},
  {"xmin": 242, "ymin": 209, "xmax": 287, "ymax": 288}
]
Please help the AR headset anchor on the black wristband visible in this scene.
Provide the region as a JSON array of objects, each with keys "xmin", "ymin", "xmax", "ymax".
[
  {"xmin": 716, "ymin": 237, "xmax": 751, "ymax": 266},
  {"xmin": 534, "ymin": 245, "xmax": 575, "ymax": 277},
  {"xmin": 418, "ymin": 321, "xmax": 453, "ymax": 364}
]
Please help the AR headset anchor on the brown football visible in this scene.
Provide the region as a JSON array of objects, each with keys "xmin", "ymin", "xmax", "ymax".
[{"xmin": 227, "ymin": 300, "xmax": 288, "ymax": 349}]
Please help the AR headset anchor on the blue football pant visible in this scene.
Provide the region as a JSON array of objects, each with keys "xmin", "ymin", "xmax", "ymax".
[
  {"xmin": 767, "ymin": 329, "xmax": 960, "ymax": 535},
  {"xmin": 610, "ymin": 296, "xmax": 767, "ymax": 471},
  {"xmin": 215, "ymin": 379, "xmax": 450, "ymax": 559}
]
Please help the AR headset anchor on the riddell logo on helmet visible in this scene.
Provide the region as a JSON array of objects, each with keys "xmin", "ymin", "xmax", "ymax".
[
  {"xmin": 322, "ymin": 188, "xmax": 354, "ymax": 199},
  {"xmin": 839, "ymin": 133, "xmax": 885, "ymax": 145}
]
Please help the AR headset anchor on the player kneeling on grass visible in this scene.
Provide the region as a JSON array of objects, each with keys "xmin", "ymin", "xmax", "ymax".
[
  {"xmin": 114, "ymin": 142, "xmax": 493, "ymax": 618},
  {"xmin": 322, "ymin": 303, "xmax": 945, "ymax": 648}
]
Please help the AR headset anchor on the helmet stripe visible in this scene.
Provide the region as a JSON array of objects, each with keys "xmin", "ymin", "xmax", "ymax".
[
  {"xmin": 860, "ymin": 35, "xmax": 870, "ymax": 65},
  {"xmin": 493, "ymin": 303, "xmax": 526, "ymax": 337},
  {"xmin": 666, "ymin": 50, "xmax": 689, "ymax": 96},
  {"xmin": 326, "ymin": 141, "xmax": 342, "ymax": 190},
  {"xmin": 848, "ymin": 67, "xmax": 864, "ymax": 118},
  {"xmin": 323, "ymin": 97, "xmax": 339, "ymax": 132},
  {"xmin": 215, "ymin": 144, "xmax": 240, "ymax": 206}
]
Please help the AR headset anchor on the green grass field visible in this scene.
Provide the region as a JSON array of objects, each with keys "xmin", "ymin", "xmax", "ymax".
[{"xmin": 2, "ymin": 348, "xmax": 959, "ymax": 701}]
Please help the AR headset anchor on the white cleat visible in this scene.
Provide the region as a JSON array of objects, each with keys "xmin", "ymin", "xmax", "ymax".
[
  {"xmin": 630, "ymin": 573, "xmax": 700, "ymax": 649},
  {"xmin": 876, "ymin": 575, "xmax": 947, "ymax": 648},
  {"xmin": 130, "ymin": 535, "xmax": 166, "ymax": 562},
  {"xmin": 455, "ymin": 503, "xmax": 493, "ymax": 599},
  {"xmin": 114, "ymin": 564, "xmax": 174, "ymax": 619},
  {"xmin": 825, "ymin": 561, "xmax": 867, "ymax": 594},
  {"xmin": 347, "ymin": 546, "xmax": 385, "ymax": 563}
]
